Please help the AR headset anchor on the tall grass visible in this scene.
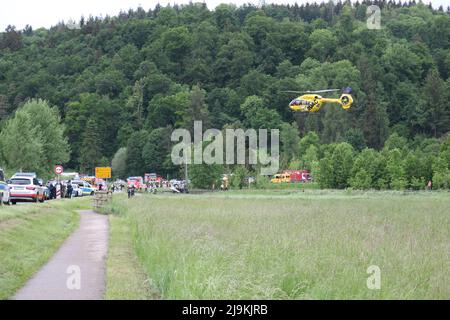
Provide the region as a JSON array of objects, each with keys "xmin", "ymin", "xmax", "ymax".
[{"xmin": 111, "ymin": 191, "xmax": 449, "ymax": 299}]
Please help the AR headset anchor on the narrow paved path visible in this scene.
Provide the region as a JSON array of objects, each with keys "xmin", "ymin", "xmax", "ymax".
[{"xmin": 13, "ymin": 210, "xmax": 109, "ymax": 300}]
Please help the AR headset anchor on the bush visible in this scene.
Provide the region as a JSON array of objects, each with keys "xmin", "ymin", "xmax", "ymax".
[
  {"xmin": 255, "ymin": 175, "xmax": 271, "ymax": 189},
  {"xmin": 409, "ymin": 177, "xmax": 425, "ymax": 190},
  {"xmin": 349, "ymin": 169, "xmax": 372, "ymax": 190},
  {"xmin": 390, "ymin": 177, "xmax": 407, "ymax": 190},
  {"xmin": 231, "ymin": 166, "xmax": 248, "ymax": 189},
  {"xmin": 432, "ymin": 170, "xmax": 450, "ymax": 189},
  {"xmin": 189, "ymin": 163, "xmax": 223, "ymax": 189}
]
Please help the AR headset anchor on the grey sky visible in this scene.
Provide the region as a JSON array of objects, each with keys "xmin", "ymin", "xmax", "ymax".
[{"xmin": 0, "ymin": 0, "xmax": 448, "ymax": 31}]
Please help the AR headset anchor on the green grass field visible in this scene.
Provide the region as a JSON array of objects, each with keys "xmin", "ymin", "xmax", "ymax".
[
  {"xmin": 106, "ymin": 190, "xmax": 449, "ymax": 299},
  {"xmin": 104, "ymin": 213, "xmax": 159, "ymax": 300},
  {"xmin": 0, "ymin": 198, "xmax": 90, "ymax": 299}
]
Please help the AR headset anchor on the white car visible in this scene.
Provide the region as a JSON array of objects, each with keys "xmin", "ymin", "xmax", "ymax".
[
  {"xmin": 72, "ymin": 180, "xmax": 95, "ymax": 196},
  {"xmin": 8, "ymin": 176, "xmax": 45, "ymax": 204},
  {"xmin": 71, "ymin": 184, "xmax": 83, "ymax": 197}
]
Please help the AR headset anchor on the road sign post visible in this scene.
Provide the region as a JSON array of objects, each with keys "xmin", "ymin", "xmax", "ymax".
[
  {"xmin": 55, "ymin": 165, "xmax": 64, "ymax": 199},
  {"xmin": 54, "ymin": 165, "xmax": 63, "ymax": 188},
  {"xmin": 95, "ymin": 167, "xmax": 112, "ymax": 190},
  {"xmin": 94, "ymin": 167, "xmax": 113, "ymax": 210},
  {"xmin": 54, "ymin": 165, "xmax": 63, "ymax": 175},
  {"xmin": 95, "ymin": 167, "xmax": 111, "ymax": 179}
]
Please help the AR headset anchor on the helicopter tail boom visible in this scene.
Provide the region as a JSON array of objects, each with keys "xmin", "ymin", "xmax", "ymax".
[{"xmin": 320, "ymin": 94, "xmax": 353, "ymax": 109}]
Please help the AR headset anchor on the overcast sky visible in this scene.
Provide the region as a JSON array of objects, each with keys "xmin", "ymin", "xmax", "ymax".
[{"xmin": 0, "ymin": 0, "xmax": 448, "ymax": 31}]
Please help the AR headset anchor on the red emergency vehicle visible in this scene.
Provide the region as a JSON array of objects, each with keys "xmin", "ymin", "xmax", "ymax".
[
  {"xmin": 144, "ymin": 173, "xmax": 162, "ymax": 183},
  {"xmin": 127, "ymin": 176, "xmax": 144, "ymax": 189},
  {"xmin": 282, "ymin": 170, "xmax": 311, "ymax": 182}
]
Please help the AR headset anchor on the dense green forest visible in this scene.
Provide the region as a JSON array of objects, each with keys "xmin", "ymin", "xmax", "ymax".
[{"xmin": 0, "ymin": 1, "xmax": 449, "ymax": 189}]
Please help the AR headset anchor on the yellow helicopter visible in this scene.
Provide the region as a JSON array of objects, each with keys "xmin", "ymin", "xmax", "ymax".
[{"xmin": 285, "ymin": 87, "xmax": 354, "ymax": 113}]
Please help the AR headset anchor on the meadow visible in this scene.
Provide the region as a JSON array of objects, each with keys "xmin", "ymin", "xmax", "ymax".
[
  {"xmin": 106, "ymin": 190, "xmax": 449, "ymax": 299},
  {"xmin": 0, "ymin": 198, "xmax": 90, "ymax": 299}
]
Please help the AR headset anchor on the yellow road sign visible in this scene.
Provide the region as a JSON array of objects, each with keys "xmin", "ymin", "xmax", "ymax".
[{"xmin": 95, "ymin": 167, "xmax": 111, "ymax": 179}]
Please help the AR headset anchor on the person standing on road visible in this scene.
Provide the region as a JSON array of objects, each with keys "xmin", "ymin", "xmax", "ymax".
[
  {"xmin": 49, "ymin": 183, "xmax": 56, "ymax": 199},
  {"xmin": 67, "ymin": 181, "xmax": 73, "ymax": 198}
]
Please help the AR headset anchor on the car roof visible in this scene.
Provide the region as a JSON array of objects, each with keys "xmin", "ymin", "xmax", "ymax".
[
  {"xmin": 10, "ymin": 176, "xmax": 33, "ymax": 181},
  {"xmin": 12, "ymin": 172, "xmax": 37, "ymax": 178}
]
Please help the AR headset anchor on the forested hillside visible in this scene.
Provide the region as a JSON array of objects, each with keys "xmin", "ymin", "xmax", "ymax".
[{"xmin": 0, "ymin": 1, "xmax": 449, "ymax": 188}]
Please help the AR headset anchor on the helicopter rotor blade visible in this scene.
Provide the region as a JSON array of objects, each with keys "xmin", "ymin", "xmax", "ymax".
[
  {"xmin": 281, "ymin": 90, "xmax": 305, "ymax": 94},
  {"xmin": 305, "ymin": 89, "xmax": 340, "ymax": 93},
  {"xmin": 282, "ymin": 89, "xmax": 340, "ymax": 94}
]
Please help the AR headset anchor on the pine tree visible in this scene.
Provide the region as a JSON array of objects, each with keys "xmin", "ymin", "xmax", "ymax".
[
  {"xmin": 126, "ymin": 130, "xmax": 148, "ymax": 176},
  {"xmin": 127, "ymin": 79, "xmax": 144, "ymax": 130},
  {"xmin": 358, "ymin": 56, "xmax": 389, "ymax": 149},
  {"xmin": 0, "ymin": 94, "xmax": 9, "ymax": 120},
  {"xmin": 180, "ymin": 85, "xmax": 211, "ymax": 133},
  {"xmin": 111, "ymin": 147, "xmax": 127, "ymax": 179},
  {"xmin": 79, "ymin": 119, "xmax": 102, "ymax": 173},
  {"xmin": 423, "ymin": 69, "xmax": 449, "ymax": 137}
]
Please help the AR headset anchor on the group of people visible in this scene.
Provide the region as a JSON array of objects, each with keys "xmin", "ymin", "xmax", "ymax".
[
  {"xmin": 111, "ymin": 184, "xmax": 125, "ymax": 192},
  {"xmin": 46, "ymin": 182, "xmax": 59, "ymax": 199},
  {"xmin": 127, "ymin": 184, "xmax": 136, "ymax": 198},
  {"xmin": 46, "ymin": 180, "xmax": 75, "ymax": 199}
]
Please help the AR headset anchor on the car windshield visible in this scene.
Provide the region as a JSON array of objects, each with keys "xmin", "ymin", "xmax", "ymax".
[{"xmin": 10, "ymin": 178, "xmax": 32, "ymax": 185}]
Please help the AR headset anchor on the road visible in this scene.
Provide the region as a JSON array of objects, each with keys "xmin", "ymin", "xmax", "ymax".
[{"xmin": 13, "ymin": 210, "xmax": 109, "ymax": 300}]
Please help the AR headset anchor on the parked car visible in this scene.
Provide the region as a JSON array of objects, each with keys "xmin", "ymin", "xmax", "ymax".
[
  {"xmin": 72, "ymin": 180, "xmax": 95, "ymax": 196},
  {"xmin": 42, "ymin": 185, "xmax": 50, "ymax": 200},
  {"xmin": 37, "ymin": 179, "xmax": 50, "ymax": 200},
  {"xmin": 71, "ymin": 183, "xmax": 83, "ymax": 197},
  {"xmin": 0, "ymin": 169, "xmax": 11, "ymax": 205},
  {"xmin": 127, "ymin": 176, "xmax": 145, "ymax": 190},
  {"xmin": 171, "ymin": 180, "xmax": 189, "ymax": 193},
  {"xmin": 0, "ymin": 181, "xmax": 11, "ymax": 205},
  {"xmin": 8, "ymin": 176, "xmax": 45, "ymax": 204}
]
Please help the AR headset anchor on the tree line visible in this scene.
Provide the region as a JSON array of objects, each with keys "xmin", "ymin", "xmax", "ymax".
[{"xmin": 0, "ymin": 1, "xmax": 449, "ymax": 188}]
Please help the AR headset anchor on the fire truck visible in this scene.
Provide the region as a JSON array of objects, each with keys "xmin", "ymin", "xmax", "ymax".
[
  {"xmin": 271, "ymin": 170, "xmax": 311, "ymax": 183},
  {"xmin": 283, "ymin": 170, "xmax": 311, "ymax": 182},
  {"xmin": 144, "ymin": 173, "xmax": 162, "ymax": 183},
  {"xmin": 127, "ymin": 176, "xmax": 145, "ymax": 190}
]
